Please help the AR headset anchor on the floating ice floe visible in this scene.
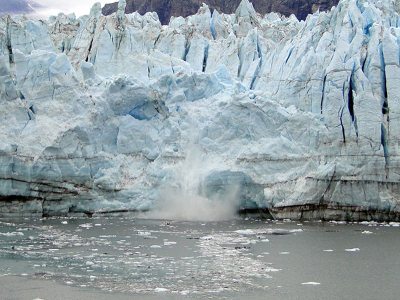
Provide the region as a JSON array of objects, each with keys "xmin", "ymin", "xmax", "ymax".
[
  {"xmin": 0, "ymin": 232, "xmax": 24, "ymax": 236},
  {"xmin": 164, "ymin": 241, "xmax": 177, "ymax": 245},
  {"xmin": 200, "ymin": 236, "xmax": 214, "ymax": 240},
  {"xmin": 302, "ymin": 282, "xmax": 321, "ymax": 285},
  {"xmin": 180, "ymin": 290, "xmax": 190, "ymax": 295},
  {"xmin": 79, "ymin": 224, "xmax": 93, "ymax": 229},
  {"xmin": 234, "ymin": 229, "xmax": 255, "ymax": 235},
  {"xmin": 137, "ymin": 231, "xmax": 152, "ymax": 236},
  {"xmin": 345, "ymin": 248, "xmax": 360, "ymax": 252}
]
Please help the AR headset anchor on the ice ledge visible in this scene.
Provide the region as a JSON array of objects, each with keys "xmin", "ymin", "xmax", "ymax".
[
  {"xmin": 2, "ymin": 196, "xmax": 400, "ymax": 222},
  {"xmin": 269, "ymin": 203, "xmax": 400, "ymax": 222}
]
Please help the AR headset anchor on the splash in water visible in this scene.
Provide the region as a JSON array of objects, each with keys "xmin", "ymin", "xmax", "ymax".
[{"xmin": 146, "ymin": 145, "xmax": 240, "ymax": 221}]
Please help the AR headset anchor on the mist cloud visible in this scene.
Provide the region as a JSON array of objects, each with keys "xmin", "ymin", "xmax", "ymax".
[{"xmin": 34, "ymin": 0, "xmax": 109, "ymax": 17}]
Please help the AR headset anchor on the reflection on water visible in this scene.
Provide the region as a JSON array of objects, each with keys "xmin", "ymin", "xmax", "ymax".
[{"xmin": 1, "ymin": 217, "xmax": 400, "ymax": 299}]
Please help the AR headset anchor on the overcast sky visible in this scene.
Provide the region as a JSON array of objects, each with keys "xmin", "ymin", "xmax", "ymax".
[{"xmin": 34, "ymin": 0, "xmax": 112, "ymax": 18}]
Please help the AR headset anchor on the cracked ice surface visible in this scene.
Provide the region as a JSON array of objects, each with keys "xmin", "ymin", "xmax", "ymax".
[{"xmin": 0, "ymin": 0, "xmax": 400, "ymax": 219}]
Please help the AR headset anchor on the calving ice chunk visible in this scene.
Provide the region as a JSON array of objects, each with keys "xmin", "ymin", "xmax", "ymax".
[{"xmin": 0, "ymin": 0, "xmax": 400, "ymax": 221}]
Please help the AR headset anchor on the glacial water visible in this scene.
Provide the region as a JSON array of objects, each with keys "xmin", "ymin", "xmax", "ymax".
[{"xmin": 1, "ymin": 216, "xmax": 400, "ymax": 300}]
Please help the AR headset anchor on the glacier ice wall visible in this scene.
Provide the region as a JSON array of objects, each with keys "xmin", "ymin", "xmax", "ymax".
[{"xmin": 1, "ymin": 0, "xmax": 400, "ymax": 220}]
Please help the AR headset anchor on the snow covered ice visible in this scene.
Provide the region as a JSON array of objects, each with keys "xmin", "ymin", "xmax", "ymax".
[{"xmin": 1, "ymin": 0, "xmax": 400, "ymax": 221}]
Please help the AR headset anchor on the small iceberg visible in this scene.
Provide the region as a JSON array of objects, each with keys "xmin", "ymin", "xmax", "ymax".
[
  {"xmin": 302, "ymin": 282, "xmax": 321, "ymax": 285},
  {"xmin": 345, "ymin": 248, "xmax": 360, "ymax": 252}
]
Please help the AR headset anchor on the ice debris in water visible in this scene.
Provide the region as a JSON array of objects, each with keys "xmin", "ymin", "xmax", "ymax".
[
  {"xmin": 79, "ymin": 224, "xmax": 93, "ymax": 229},
  {"xmin": 137, "ymin": 231, "xmax": 151, "ymax": 236},
  {"xmin": 0, "ymin": 232, "xmax": 24, "ymax": 236},
  {"xmin": 0, "ymin": 218, "xmax": 322, "ymax": 295},
  {"xmin": 345, "ymin": 248, "xmax": 360, "ymax": 252},
  {"xmin": 200, "ymin": 235, "xmax": 214, "ymax": 240},
  {"xmin": 154, "ymin": 288, "xmax": 169, "ymax": 292},
  {"xmin": 236, "ymin": 228, "xmax": 303, "ymax": 236},
  {"xmin": 302, "ymin": 282, "xmax": 321, "ymax": 285},
  {"xmin": 235, "ymin": 229, "xmax": 255, "ymax": 235},
  {"xmin": 163, "ymin": 241, "xmax": 177, "ymax": 245}
]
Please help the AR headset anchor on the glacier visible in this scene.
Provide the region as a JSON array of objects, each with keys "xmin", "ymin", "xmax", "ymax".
[{"xmin": 0, "ymin": 0, "xmax": 400, "ymax": 221}]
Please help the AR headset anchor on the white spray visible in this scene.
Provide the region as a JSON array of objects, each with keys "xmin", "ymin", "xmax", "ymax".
[{"xmin": 146, "ymin": 145, "xmax": 240, "ymax": 221}]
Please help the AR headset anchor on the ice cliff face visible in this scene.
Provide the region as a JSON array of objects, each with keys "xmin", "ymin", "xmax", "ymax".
[{"xmin": 1, "ymin": 0, "xmax": 400, "ymax": 221}]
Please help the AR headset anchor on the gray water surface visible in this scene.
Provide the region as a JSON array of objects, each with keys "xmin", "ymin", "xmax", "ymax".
[{"xmin": 1, "ymin": 217, "xmax": 399, "ymax": 299}]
